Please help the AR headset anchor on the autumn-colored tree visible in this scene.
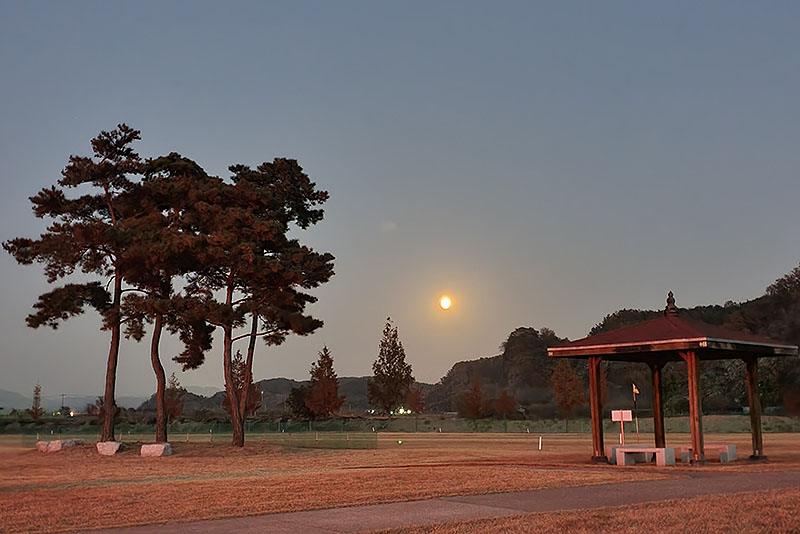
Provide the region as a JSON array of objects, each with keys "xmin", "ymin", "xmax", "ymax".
[
  {"xmin": 221, "ymin": 351, "xmax": 261, "ymax": 418},
  {"xmin": 3, "ymin": 125, "xmax": 144, "ymax": 442},
  {"xmin": 189, "ymin": 160, "xmax": 334, "ymax": 446},
  {"xmin": 405, "ymin": 386, "xmax": 425, "ymax": 414},
  {"xmin": 492, "ymin": 390, "xmax": 517, "ymax": 419},
  {"xmin": 551, "ymin": 359, "xmax": 587, "ymax": 431},
  {"xmin": 306, "ymin": 346, "xmax": 344, "ymax": 418},
  {"xmin": 458, "ymin": 379, "xmax": 486, "ymax": 421},
  {"xmin": 368, "ymin": 318, "xmax": 414, "ymax": 414},
  {"xmin": 28, "ymin": 383, "xmax": 45, "ymax": 421},
  {"xmin": 164, "ymin": 373, "xmax": 186, "ymax": 424}
]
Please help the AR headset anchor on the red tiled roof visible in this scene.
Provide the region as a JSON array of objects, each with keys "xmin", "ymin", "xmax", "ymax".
[{"xmin": 549, "ymin": 314, "xmax": 798, "ymax": 357}]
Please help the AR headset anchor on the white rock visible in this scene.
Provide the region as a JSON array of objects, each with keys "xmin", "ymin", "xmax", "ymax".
[
  {"xmin": 42, "ymin": 439, "xmax": 83, "ymax": 452},
  {"xmin": 140, "ymin": 443, "xmax": 172, "ymax": 457},
  {"xmin": 96, "ymin": 441, "xmax": 123, "ymax": 456}
]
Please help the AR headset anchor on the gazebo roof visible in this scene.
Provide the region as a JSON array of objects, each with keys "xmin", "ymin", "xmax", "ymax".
[{"xmin": 549, "ymin": 292, "xmax": 799, "ymax": 360}]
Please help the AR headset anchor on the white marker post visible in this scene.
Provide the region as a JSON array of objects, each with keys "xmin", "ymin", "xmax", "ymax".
[
  {"xmin": 611, "ymin": 410, "xmax": 633, "ymax": 446},
  {"xmin": 538, "ymin": 436, "xmax": 542, "ymax": 451}
]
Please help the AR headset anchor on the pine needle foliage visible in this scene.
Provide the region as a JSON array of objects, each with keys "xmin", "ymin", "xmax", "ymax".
[{"xmin": 368, "ymin": 318, "xmax": 414, "ymax": 414}]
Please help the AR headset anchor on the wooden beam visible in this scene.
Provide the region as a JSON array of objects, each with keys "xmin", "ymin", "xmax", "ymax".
[
  {"xmin": 745, "ymin": 357, "xmax": 767, "ymax": 461},
  {"xmin": 649, "ymin": 361, "xmax": 666, "ymax": 448},
  {"xmin": 681, "ymin": 350, "xmax": 705, "ymax": 464},
  {"xmin": 588, "ymin": 356, "xmax": 606, "ymax": 463}
]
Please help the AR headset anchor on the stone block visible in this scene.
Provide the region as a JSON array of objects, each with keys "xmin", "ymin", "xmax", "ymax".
[
  {"xmin": 140, "ymin": 443, "xmax": 171, "ymax": 457},
  {"xmin": 38, "ymin": 439, "xmax": 84, "ymax": 453},
  {"xmin": 96, "ymin": 441, "xmax": 123, "ymax": 456}
]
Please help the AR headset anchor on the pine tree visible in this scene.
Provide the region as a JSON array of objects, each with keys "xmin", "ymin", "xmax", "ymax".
[
  {"xmin": 4, "ymin": 125, "xmax": 144, "ymax": 442},
  {"xmin": 305, "ymin": 346, "xmax": 344, "ymax": 418},
  {"xmin": 288, "ymin": 385, "xmax": 314, "ymax": 419},
  {"xmin": 551, "ymin": 359, "xmax": 587, "ymax": 432},
  {"xmin": 28, "ymin": 383, "xmax": 45, "ymax": 421},
  {"xmin": 188, "ymin": 159, "xmax": 334, "ymax": 446},
  {"xmin": 121, "ymin": 153, "xmax": 215, "ymax": 443},
  {"xmin": 221, "ymin": 351, "xmax": 261, "ymax": 418},
  {"xmin": 368, "ymin": 318, "xmax": 414, "ymax": 414},
  {"xmin": 164, "ymin": 373, "xmax": 186, "ymax": 424}
]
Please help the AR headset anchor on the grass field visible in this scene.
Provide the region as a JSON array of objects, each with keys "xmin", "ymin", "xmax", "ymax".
[{"xmin": 1, "ymin": 432, "xmax": 799, "ymax": 533}]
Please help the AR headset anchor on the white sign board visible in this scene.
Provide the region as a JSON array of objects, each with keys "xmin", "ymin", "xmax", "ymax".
[{"xmin": 611, "ymin": 409, "xmax": 633, "ymax": 422}]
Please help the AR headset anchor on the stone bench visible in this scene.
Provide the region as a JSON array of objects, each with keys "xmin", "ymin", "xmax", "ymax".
[
  {"xmin": 613, "ymin": 446, "xmax": 675, "ymax": 467},
  {"xmin": 676, "ymin": 444, "xmax": 736, "ymax": 463}
]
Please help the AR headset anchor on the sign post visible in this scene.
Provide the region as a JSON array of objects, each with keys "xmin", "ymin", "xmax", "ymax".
[
  {"xmin": 611, "ymin": 410, "xmax": 633, "ymax": 446},
  {"xmin": 632, "ymin": 383, "xmax": 640, "ymax": 443}
]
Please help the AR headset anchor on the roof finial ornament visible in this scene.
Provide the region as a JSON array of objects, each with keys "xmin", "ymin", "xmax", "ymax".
[{"xmin": 665, "ymin": 291, "xmax": 678, "ymax": 316}]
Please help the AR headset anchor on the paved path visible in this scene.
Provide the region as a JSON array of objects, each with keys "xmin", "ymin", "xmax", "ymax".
[{"xmin": 82, "ymin": 470, "xmax": 800, "ymax": 534}]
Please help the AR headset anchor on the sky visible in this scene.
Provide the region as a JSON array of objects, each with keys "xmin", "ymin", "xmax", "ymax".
[{"xmin": 2, "ymin": 2, "xmax": 800, "ymax": 399}]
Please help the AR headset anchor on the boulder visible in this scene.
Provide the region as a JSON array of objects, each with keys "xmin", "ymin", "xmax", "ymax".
[
  {"xmin": 96, "ymin": 441, "xmax": 123, "ymax": 456},
  {"xmin": 140, "ymin": 443, "xmax": 172, "ymax": 457},
  {"xmin": 37, "ymin": 439, "xmax": 84, "ymax": 453}
]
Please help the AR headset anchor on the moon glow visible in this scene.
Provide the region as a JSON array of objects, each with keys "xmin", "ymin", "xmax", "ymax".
[{"xmin": 439, "ymin": 296, "xmax": 452, "ymax": 310}]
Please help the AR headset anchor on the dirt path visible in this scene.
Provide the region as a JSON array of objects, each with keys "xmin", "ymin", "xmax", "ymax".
[{"xmin": 78, "ymin": 469, "xmax": 800, "ymax": 534}]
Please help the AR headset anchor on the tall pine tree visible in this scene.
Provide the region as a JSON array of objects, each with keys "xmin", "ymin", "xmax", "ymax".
[
  {"xmin": 121, "ymin": 153, "xmax": 215, "ymax": 443},
  {"xmin": 306, "ymin": 345, "xmax": 344, "ymax": 418},
  {"xmin": 4, "ymin": 125, "xmax": 144, "ymax": 442},
  {"xmin": 368, "ymin": 318, "xmax": 414, "ymax": 414},
  {"xmin": 188, "ymin": 159, "xmax": 334, "ymax": 446}
]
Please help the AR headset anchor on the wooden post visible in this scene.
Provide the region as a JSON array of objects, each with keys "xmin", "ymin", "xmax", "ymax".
[
  {"xmin": 588, "ymin": 356, "xmax": 606, "ymax": 463},
  {"xmin": 745, "ymin": 357, "xmax": 766, "ymax": 461},
  {"xmin": 649, "ymin": 361, "xmax": 666, "ymax": 449},
  {"xmin": 681, "ymin": 350, "xmax": 705, "ymax": 464}
]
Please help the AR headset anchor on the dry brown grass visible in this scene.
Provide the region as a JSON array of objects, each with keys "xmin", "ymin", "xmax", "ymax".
[
  {"xmin": 1, "ymin": 432, "xmax": 798, "ymax": 533},
  {"xmin": 372, "ymin": 487, "xmax": 800, "ymax": 534}
]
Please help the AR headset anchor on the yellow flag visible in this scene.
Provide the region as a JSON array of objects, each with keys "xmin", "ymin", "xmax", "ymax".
[{"xmin": 632, "ymin": 383, "xmax": 640, "ymax": 395}]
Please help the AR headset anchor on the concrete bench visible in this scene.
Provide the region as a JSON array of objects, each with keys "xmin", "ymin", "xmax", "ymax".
[
  {"xmin": 676, "ymin": 444, "xmax": 736, "ymax": 463},
  {"xmin": 614, "ymin": 446, "xmax": 675, "ymax": 467}
]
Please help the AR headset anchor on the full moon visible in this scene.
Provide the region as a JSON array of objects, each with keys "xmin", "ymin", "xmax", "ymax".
[{"xmin": 439, "ymin": 296, "xmax": 452, "ymax": 310}]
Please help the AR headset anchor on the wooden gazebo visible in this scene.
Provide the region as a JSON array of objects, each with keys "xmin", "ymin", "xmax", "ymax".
[{"xmin": 548, "ymin": 292, "xmax": 798, "ymax": 464}]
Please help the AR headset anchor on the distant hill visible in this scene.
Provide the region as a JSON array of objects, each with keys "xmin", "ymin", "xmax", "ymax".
[
  {"xmin": 0, "ymin": 389, "xmax": 30, "ymax": 410},
  {"xmin": 425, "ymin": 327, "xmax": 566, "ymax": 416},
  {"xmin": 185, "ymin": 385, "xmax": 222, "ymax": 397}
]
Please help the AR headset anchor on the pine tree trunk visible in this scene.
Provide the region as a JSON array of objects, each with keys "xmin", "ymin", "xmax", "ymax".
[
  {"xmin": 151, "ymin": 313, "xmax": 167, "ymax": 443},
  {"xmin": 101, "ymin": 271, "xmax": 122, "ymax": 442},
  {"xmin": 225, "ymin": 324, "xmax": 244, "ymax": 447},
  {"xmin": 222, "ymin": 277, "xmax": 244, "ymax": 447},
  {"xmin": 238, "ymin": 313, "xmax": 258, "ymax": 424}
]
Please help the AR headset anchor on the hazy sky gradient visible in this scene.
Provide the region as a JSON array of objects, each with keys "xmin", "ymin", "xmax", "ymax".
[{"xmin": 2, "ymin": 2, "xmax": 800, "ymax": 397}]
